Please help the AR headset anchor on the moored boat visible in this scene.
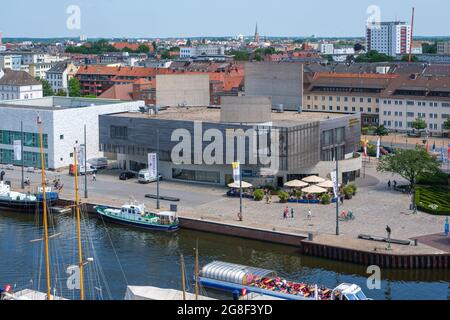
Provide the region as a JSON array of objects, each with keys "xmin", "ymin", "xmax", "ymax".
[
  {"xmin": 95, "ymin": 203, "xmax": 179, "ymax": 232},
  {"xmin": 198, "ymin": 261, "xmax": 371, "ymax": 301},
  {"xmin": 0, "ymin": 181, "xmax": 58, "ymax": 212}
]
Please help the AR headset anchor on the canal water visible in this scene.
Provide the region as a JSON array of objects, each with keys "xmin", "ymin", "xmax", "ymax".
[{"xmin": 0, "ymin": 210, "xmax": 448, "ymax": 300}]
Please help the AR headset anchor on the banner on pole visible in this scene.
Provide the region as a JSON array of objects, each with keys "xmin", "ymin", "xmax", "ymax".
[
  {"xmin": 13, "ymin": 140, "xmax": 21, "ymax": 161},
  {"xmin": 77, "ymin": 145, "xmax": 86, "ymax": 167},
  {"xmin": 148, "ymin": 153, "xmax": 157, "ymax": 178},
  {"xmin": 330, "ymin": 171, "xmax": 338, "ymax": 198},
  {"xmin": 232, "ymin": 162, "xmax": 241, "ymax": 184},
  {"xmin": 376, "ymin": 138, "xmax": 381, "ymax": 159}
]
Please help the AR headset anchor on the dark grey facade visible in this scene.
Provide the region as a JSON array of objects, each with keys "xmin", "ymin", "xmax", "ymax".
[{"xmin": 99, "ymin": 112, "xmax": 360, "ymax": 173}]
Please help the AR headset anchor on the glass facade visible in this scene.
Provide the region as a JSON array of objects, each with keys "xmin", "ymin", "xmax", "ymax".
[
  {"xmin": 0, "ymin": 130, "xmax": 48, "ymax": 148},
  {"xmin": 0, "ymin": 149, "xmax": 48, "ymax": 168},
  {"xmin": 172, "ymin": 168, "xmax": 220, "ymax": 184}
]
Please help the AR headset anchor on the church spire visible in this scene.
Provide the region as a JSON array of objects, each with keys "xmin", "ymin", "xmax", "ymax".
[{"xmin": 254, "ymin": 22, "xmax": 260, "ymax": 43}]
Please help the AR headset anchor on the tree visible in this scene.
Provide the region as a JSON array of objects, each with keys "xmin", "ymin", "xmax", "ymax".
[
  {"xmin": 137, "ymin": 44, "xmax": 150, "ymax": 53},
  {"xmin": 68, "ymin": 78, "xmax": 81, "ymax": 97},
  {"xmin": 152, "ymin": 41, "xmax": 158, "ymax": 52},
  {"xmin": 37, "ymin": 77, "xmax": 54, "ymax": 96},
  {"xmin": 160, "ymin": 50, "xmax": 171, "ymax": 60},
  {"xmin": 375, "ymin": 125, "xmax": 389, "ymax": 138},
  {"xmin": 377, "ymin": 146, "xmax": 441, "ymax": 210},
  {"xmin": 412, "ymin": 118, "xmax": 427, "ymax": 130},
  {"xmin": 55, "ymin": 89, "xmax": 67, "ymax": 97},
  {"xmin": 355, "ymin": 50, "xmax": 394, "ymax": 63},
  {"xmin": 186, "ymin": 39, "xmax": 192, "ymax": 46},
  {"xmin": 443, "ymin": 118, "xmax": 450, "ymax": 131},
  {"xmin": 422, "ymin": 42, "xmax": 437, "ymax": 54},
  {"xmin": 402, "ymin": 55, "xmax": 419, "ymax": 62},
  {"xmin": 229, "ymin": 50, "xmax": 250, "ymax": 61}
]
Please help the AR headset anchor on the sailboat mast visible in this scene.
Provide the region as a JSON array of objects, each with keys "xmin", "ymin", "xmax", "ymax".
[
  {"xmin": 195, "ymin": 239, "xmax": 199, "ymax": 300},
  {"xmin": 73, "ymin": 146, "xmax": 85, "ymax": 300},
  {"xmin": 180, "ymin": 254, "xmax": 186, "ymax": 300},
  {"xmin": 38, "ymin": 116, "xmax": 51, "ymax": 301}
]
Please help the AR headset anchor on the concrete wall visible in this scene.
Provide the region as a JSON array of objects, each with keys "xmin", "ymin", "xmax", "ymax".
[
  {"xmin": 245, "ymin": 62, "xmax": 303, "ymax": 111},
  {"xmin": 220, "ymin": 96, "xmax": 272, "ymax": 123},
  {"xmin": 156, "ymin": 74, "xmax": 210, "ymax": 107}
]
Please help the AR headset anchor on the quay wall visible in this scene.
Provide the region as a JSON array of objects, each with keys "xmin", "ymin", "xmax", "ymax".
[{"xmin": 66, "ymin": 200, "xmax": 450, "ymax": 269}]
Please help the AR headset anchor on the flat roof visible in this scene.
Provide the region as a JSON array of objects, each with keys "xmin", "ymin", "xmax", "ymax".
[
  {"xmin": 108, "ymin": 107, "xmax": 348, "ymax": 127},
  {"xmin": 0, "ymin": 96, "xmax": 125, "ymax": 111}
]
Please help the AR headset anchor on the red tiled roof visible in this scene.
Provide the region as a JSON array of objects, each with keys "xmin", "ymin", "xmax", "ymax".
[{"xmin": 98, "ymin": 84, "xmax": 133, "ymax": 100}]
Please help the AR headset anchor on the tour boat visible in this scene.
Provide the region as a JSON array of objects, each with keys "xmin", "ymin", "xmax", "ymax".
[
  {"xmin": 198, "ymin": 261, "xmax": 371, "ymax": 301},
  {"xmin": 95, "ymin": 203, "xmax": 180, "ymax": 232}
]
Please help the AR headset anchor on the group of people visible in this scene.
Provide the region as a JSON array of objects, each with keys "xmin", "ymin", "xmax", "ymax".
[
  {"xmin": 283, "ymin": 206, "xmax": 312, "ymax": 220},
  {"xmin": 248, "ymin": 276, "xmax": 332, "ymax": 300},
  {"xmin": 387, "ymin": 180, "xmax": 398, "ymax": 189}
]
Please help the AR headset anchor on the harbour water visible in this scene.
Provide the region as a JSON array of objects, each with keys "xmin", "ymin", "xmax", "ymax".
[{"xmin": 0, "ymin": 210, "xmax": 448, "ymax": 300}]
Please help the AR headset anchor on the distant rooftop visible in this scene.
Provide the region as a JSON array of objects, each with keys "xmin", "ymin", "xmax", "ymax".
[
  {"xmin": 0, "ymin": 96, "xmax": 124, "ymax": 110},
  {"xmin": 109, "ymin": 107, "xmax": 346, "ymax": 127}
]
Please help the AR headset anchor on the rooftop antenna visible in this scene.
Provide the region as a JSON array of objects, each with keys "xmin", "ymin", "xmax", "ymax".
[{"xmin": 408, "ymin": 7, "xmax": 415, "ymax": 64}]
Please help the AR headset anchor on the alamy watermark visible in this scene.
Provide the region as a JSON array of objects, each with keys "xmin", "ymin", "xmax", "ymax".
[
  {"xmin": 66, "ymin": 5, "xmax": 81, "ymax": 30},
  {"xmin": 366, "ymin": 5, "xmax": 382, "ymax": 30},
  {"xmin": 366, "ymin": 265, "xmax": 382, "ymax": 290}
]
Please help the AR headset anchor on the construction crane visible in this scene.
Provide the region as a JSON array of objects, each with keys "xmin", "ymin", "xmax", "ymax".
[{"xmin": 408, "ymin": 7, "xmax": 415, "ymax": 64}]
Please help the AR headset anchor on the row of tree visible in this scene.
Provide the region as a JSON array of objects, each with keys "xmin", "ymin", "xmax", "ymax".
[
  {"xmin": 37, "ymin": 77, "xmax": 84, "ymax": 97},
  {"xmin": 65, "ymin": 39, "xmax": 154, "ymax": 55}
]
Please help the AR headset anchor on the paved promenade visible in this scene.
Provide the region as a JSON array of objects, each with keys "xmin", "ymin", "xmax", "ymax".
[{"xmin": 2, "ymin": 163, "xmax": 449, "ymax": 255}]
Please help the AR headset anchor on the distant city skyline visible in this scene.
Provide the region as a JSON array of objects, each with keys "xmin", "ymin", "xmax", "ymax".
[{"xmin": 1, "ymin": 0, "xmax": 449, "ymax": 39}]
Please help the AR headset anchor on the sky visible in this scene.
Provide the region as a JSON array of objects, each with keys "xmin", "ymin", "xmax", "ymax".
[{"xmin": 0, "ymin": 0, "xmax": 448, "ymax": 38}]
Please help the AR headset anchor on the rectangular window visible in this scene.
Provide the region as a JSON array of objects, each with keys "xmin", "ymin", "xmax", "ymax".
[
  {"xmin": 110, "ymin": 126, "xmax": 128, "ymax": 140},
  {"xmin": 172, "ymin": 168, "xmax": 220, "ymax": 184}
]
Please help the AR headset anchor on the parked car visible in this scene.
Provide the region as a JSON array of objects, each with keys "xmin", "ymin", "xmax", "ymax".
[
  {"xmin": 87, "ymin": 157, "xmax": 108, "ymax": 170},
  {"xmin": 119, "ymin": 171, "xmax": 136, "ymax": 181},
  {"xmin": 138, "ymin": 169, "xmax": 162, "ymax": 184}
]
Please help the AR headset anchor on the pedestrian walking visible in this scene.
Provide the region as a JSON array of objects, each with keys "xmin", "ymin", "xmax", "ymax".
[
  {"xmin": 284, "ymin": 206, "xmax": 289, "ymax": 219},
  {"xmin": 92, "ymin": 172, "xmax": 97, "ymax": 181},
  {"xmin": 307, "ymin": 209, "xmax": 312, "ymax": 220},
  {"xmin": 393, "ymin": 180, "xmax": 397, "ymax": 189},
  {"xmin": 388, "ymin": 180, "xmax": 391, "ymax": 189},
  {"xmin": 291, "ymin": 208, "xmax": 294, "ymax": 219}
]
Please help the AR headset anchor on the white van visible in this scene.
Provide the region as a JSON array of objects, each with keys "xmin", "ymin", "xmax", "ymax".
[
  {"xmin": 138, "ymin": 169, "xmax": 162, "ymax": 184},
  {"xmin": 87, "ymin": 157, "xmax": 108, "ymax": 170}
]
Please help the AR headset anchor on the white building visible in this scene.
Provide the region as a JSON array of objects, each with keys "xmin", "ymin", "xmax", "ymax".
[
  {"xmin": 366, "ymin": 22, "xmax": 411, "ymax": 56},
  {"xmin": 45, "ymin": 62, "xmax": 78, "ymax": 93},
  {"xmin": 0, "ymin": 54, "xmax": 22, "ymax": 70},
  {"xmin": 319, "ymin": 43, "xmax": 334, "ymax": 55},
  {"xmin": 0, "ymin": 69, "xmax": 43, "ymax": 101},
  {"xmin": 180, "ymin": 45, "xmax": 225, "ymax": 58},
  {"xmin": 0, "ymin": 97, "xmax": 144, "ymax": 169}
]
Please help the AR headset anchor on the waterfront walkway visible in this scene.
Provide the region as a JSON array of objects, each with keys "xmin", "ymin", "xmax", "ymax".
[{"xmin": 2, "ymin": 163, "xmax": 449, "ymax": 256}]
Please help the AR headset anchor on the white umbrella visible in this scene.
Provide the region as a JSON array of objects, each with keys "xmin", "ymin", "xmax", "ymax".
[
  {"xmin": 317, "ymin": 180, "xmax": 334, "ymax": 188},
  {"xmin": 302, "ymin": 176, "xmax": 326, "ymax": 184},
  {"xmin": 284, "ymin": 180, "xmax": 309, "ymax": 188},
  {"xmin": 301, "ymin": 185, "xmax": 328, "ymax": 194},
  {"xmin": 227, "ymin": 181, "xmax": 253, "ymax": 189}
]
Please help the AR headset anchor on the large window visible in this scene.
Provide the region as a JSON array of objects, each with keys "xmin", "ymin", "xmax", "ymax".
[
  {"xmin": 0, "ymin": 149, "xmax": 48, "ymax": 168},
  {"xmin": 172, "ymin": 168, "xmax": 220, "ymax": 184},
  {"xmin": 0, "ymin": 130, "xmax": 48, "ymax": 148},
  {"xmin": 110, "ymin": 126, "xmax": 128, "ymax": 140}
]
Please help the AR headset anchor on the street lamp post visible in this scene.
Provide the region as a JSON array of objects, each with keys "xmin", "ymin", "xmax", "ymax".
[
  {"xmin": 336, "ymin": 151, "xmax": 340, "ymax": 236},
  {"xmin": 156, "ymin": 129, "xmax": 160, "ymax": 210}
]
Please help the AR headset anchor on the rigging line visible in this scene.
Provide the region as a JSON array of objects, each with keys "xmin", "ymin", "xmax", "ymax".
[{"xmin": 98, "ymin": 213, "xmax": 129, "ymax": 287}]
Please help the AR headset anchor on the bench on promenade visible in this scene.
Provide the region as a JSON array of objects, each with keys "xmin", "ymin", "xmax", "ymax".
[{"xmin": 358, "ymin": 234, "xmax": 413, "ymax": 246}]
